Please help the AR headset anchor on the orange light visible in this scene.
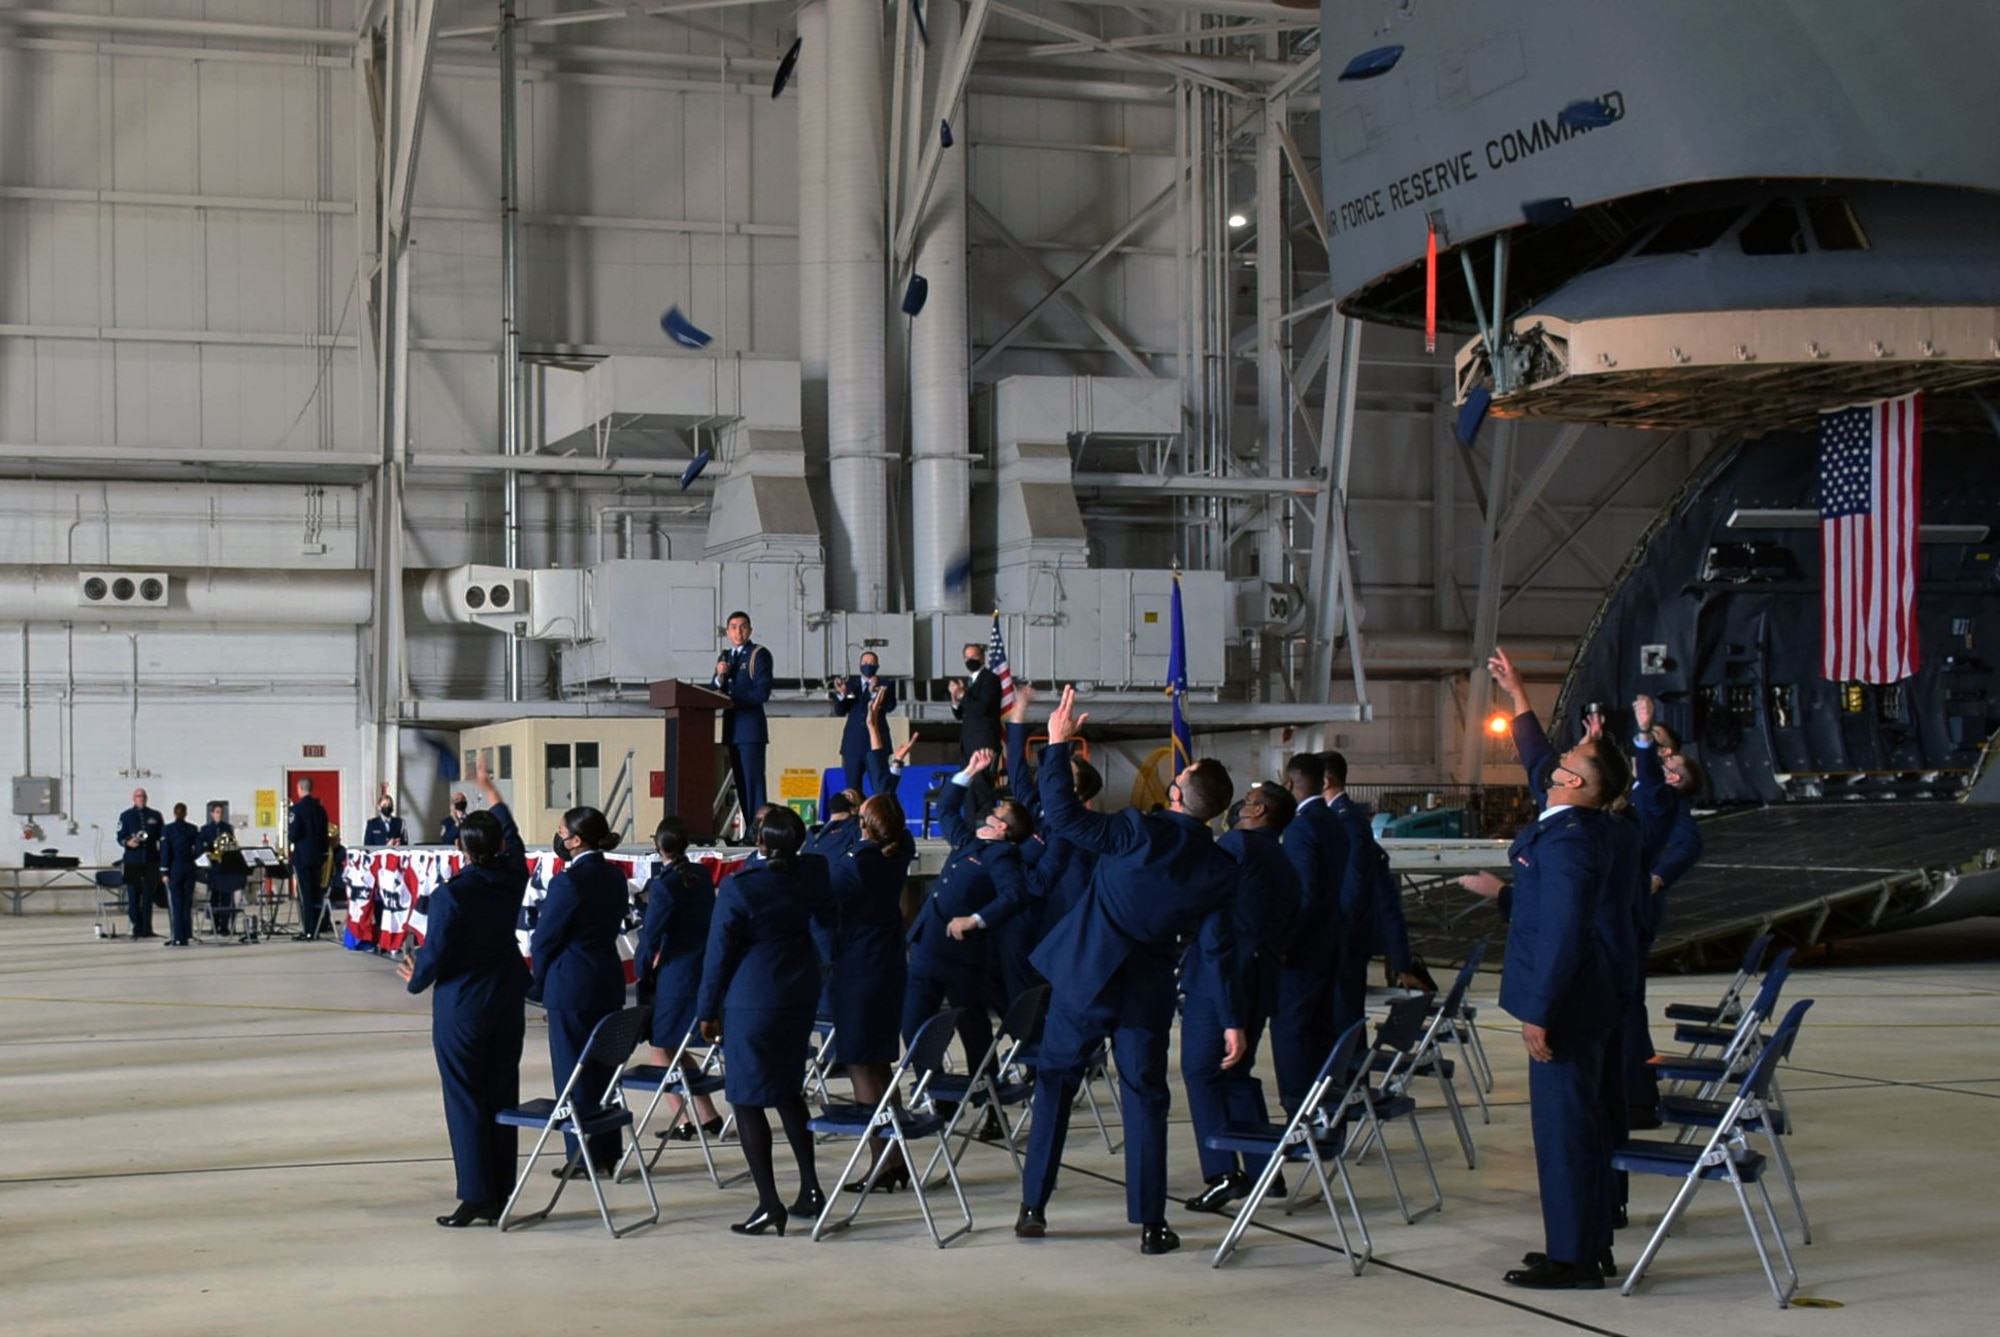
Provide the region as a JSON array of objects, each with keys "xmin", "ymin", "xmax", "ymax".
[{"xmin": 1486, "ymin": 712, "xmax": 1511, "ymax": 736}]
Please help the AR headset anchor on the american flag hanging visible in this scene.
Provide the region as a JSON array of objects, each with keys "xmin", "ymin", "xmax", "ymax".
[
  {"xmin": 987, "ymin": 612, "xmax": 1016, "ymax": 713},
  {"xmin": 1819, "ymin": 391, "xmax": 1922, "ymax": 684}
]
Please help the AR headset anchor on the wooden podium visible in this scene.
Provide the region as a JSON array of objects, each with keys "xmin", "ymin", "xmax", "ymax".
[{"xmin": 649, "ymin": 679, "xmax": 730, "ymax": 840}]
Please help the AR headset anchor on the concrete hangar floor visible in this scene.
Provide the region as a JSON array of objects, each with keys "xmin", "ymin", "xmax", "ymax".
[{"xmin": 1, "ymin": 912, "xmax": 1994, "ymax": 1337}]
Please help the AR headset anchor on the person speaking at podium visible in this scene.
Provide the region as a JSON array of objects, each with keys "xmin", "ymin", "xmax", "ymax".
[{"xmin": 711, "ymin": 610, "xmax": 773, "ymax": 826}]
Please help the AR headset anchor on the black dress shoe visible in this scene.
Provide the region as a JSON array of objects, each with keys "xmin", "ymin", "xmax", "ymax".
[
  {"xmin": 844, "ymin": 1163, "xmax": 911, "ymax": 1195},
  {"xmin": 788, "ymin": 1186, "xmax": 827, "ymax": 1218},
  {"xmin": 1613, "ymin": 1203, "xmax": 1629, "ymax": 1230},
  {"xmin": 292, "ymin": 933, "xmax": 316, "ymax": 942},
  {"xmin": 1182, "ymin": 1171, "xmax": 1252, "ymax": 1214},
  {"xmin": 1627, "ymin": 1104, "xmax": 1663, "ymax": 1132},
  {"xmin": 1140, "ymin": 1222, "xmax": 1181, "ymax": 1256},
  {"xmin": 730, "ymin": 1204, "xmax": 787, "ymax": 1237},
  {"xmin": 1503, "ymin": 1257, "xmax": 1606, "ymax": 1290},
  {"xmin": 665, "ymin": 1116, "xmax": 726, "ymax": 1143},
  {"xmin": 436, "ymin": 1200, "xmax": 499, "ymax": 1228},
  {"xmin": 972, "ymin": 1109, "xmax": 1007, "ymax": 1142},
  {"xmin": 1522, "ymin": 1247, "xmax": 1616, "ymax": 1278},
  {"xmin": 1014, "ymin": 1204, "xmax": 1047, "ymax": 1238}
]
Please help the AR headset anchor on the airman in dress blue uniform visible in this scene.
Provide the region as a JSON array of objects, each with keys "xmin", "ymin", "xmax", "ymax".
[
  {"xmin": 831, "ymin": 653, "xmax": 897, "ymax": 796},
  {"xmin": 287, "ymin": 778, "xmax": 330, "ymax": 940},
  {"xmin": 634, "ymin": 816, "xmax": 722, "ymax": 1138},
  {"xmin": 528, "ymin": 806, "xmax": 629, "ymax": 1175},
  {"xmin": 116, "ymin": 788, "xmax": 165, "ymax": 939},
  {"xmin": 1182, "ymin": 781, "xmax": 1302, "ymax": 1212},
  {"xmin": 711, "ymin": 611, "xmax": 774, "ymax": 823},
  {"xmin": 1014, "ymin": 687, "xmax": 1242, "ymax": 1257},
  {"xmin": 905, "ymin": 750, "xmax": 1030, "ymax": 1068},
  {"xmin": 160, "ymin": 803, "xmax": 202, "ymax": 946},
  {"xmin": 1271, "ymin": 754, "xmax": 1348, "ymax": 1114},
  {"xmin": 398, "ymin": 765, "xmax": 531, "ymax": 1228}
]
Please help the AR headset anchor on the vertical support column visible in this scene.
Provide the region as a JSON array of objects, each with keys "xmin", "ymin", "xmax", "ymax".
[
  {"xmin": 1254, "ymin": 96, "xmax": 1287, "ymax": 586},
  {"xmin": 1431, "ymin": 398, "xmax": 1457, "ymax": 775},
  {"xmin": 499, "ymin": 0, "xmax": 523, "ymax": 701},
  {"xmin": 824, "ymin": 0, "xmax": 888, "ymax": 611},
  {"xmin": 1305, "ymin": 316, "xmax": 1365, "ymax": 720},
  {"xmin": 1460, "ymin": 418, "xmax": 1516, "ymax": 782},
  {"xmin": 909, "ymin": 0, "xmax": 968, "ymax": 615},
  {"xmin": 797, "ymin": 0, "xmax": 830, "ymax": 520}
]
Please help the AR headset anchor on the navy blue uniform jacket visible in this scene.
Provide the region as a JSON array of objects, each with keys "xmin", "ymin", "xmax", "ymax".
[
  {"xmin": 1278, "ymin": 796, "xmax": 1349, "ymax": 964},
  {"xmin": 1497, "ymin": 806, "xmax": 1617, "ymax": 1042},
  {"xmin": 697, "ymin": 861, "xmax": 833, "ymax": 1020},
  {"xmin": 288, "ymin": 796, "xmax": 328, "ymax": 864},
  {"xmin": 832, "ymin": 676, "xmax": 897, "ymax": 758},
  {"xmin": 363, "ymin": 815, "xmax": 407, "ymax": 847},
  {"xmin": 529, "ymin": 850, "xmax": 629, "ymax": 1012},
  {"xmin": 906, "ymin": 779, "xmax": 1027, "ymax": 980},
  {"xmin": 161, "ymin": 820, "xmax": 201, "ymax": 876},
  {"xmin": 635, "ymin": 859, "xmax": 715, "ymax": 1002},
  {"xmin": 1210, "ymin": 826, "xmax": 1302, "ymax": 994},
  {"xmin": 117, "ymin": 806, "xmax": 164, "ymax": 867},
  {"xmin": 407, "ymin": 803, "xmax": 532, "ymax": 1002},
  {"xmin": 1031, "ymin": 742, "xmax": 1241, "ymax": 1027},
  {"xmin": 711, "ymin": 641, "xmax": 773, "ymax": 745}
]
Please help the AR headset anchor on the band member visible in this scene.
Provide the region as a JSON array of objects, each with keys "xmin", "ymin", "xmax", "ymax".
[
  {"xmin": 287, "ymin": 777, "xmax": 331, "ymax": 941},
  {"xmin": 116, "ymin": 788, "xmax": 165, "ymax": 940},
  {"xmin": 160, "ymin": 803, "xmax": 202, "ymax": 946},
  {"xmin": 197, "ymin": 803, "xmax": 245, "ymax": 937}
]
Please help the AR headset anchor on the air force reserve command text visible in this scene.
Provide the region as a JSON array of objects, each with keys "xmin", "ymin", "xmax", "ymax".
[{"xmin": 1330, "ymin": 92, "xmax": 1626, "ymax": 237}]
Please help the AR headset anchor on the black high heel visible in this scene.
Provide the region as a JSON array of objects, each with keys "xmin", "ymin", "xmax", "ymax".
[
  {"xmin": 730, "ymin": 1203, "xmax": 788, "ymax": 1237},
  {"xmin": 667, "ymin": 1116, "xmax": 726, "ymax": 1143},
  {"xmin": 843, "ymin": 1162, "xmax": 912, "ymax": 1194},
  {"xmin": 435, "ymin": 1200, "xmax": 498, "ymax": 1228},
  {"xmin": 788, "ymin": 1185, "xmax": 827, "ymax": 1218}
]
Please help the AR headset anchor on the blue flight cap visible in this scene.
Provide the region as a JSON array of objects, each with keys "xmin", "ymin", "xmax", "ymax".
[{"xmin": 661, "ymin": 305, "xmax": 713, "ymax": 349}]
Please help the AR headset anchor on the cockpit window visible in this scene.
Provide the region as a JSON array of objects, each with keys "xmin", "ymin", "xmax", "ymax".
[
  {"xmin": 1634, "ymin": 206, "xmax": 1745, "ymax": 256},
  {"xmin": 1805, "ymin": 196, "xmax": 1869, "ymax": 251},
  {"xmin": 1738, "ymin": 199, "xmax": 1807, "ymax": 255}
]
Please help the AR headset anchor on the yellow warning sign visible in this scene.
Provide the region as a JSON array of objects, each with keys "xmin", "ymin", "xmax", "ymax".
[{"xmin": 778, "ymin": 768, "xmax": 821, "ymax": 801}]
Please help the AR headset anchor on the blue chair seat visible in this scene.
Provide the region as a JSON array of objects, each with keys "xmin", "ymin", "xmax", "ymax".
[
  {"xmin": 895, "ymin": 1110, "xmax": 953, "ymax": 1140},
  {"xmin": 496, "ymin": 1098, "xmax": 633, "ymax": 1139},
  {"xmin": 809, "ymin": 1104, "xmax": 879, "ymax": 1134},
  {"xmin": 1648, "ymin": 1054, "xmax": 1731, "ymax": 1083},
  {"xmin": 1613, "ymin": 1138, "xmax": 1769, "ymax": 1184},
  {"xmin": 1204, "ymin": 1121, "xmax": 1347, "ymax": 1160},
  {"xmin": 1664, "ymin": 1001, "xmax": 1734, "ymax": 1024},
  {"xmin": 1672, "ymin": 1021, "xmax": 1735, "ymax": 1047},
  {"xmin": 621, "ymin": 1064, "xmax": 725, "ymax": 1098},
  {"xmin": 1659, "ymin": 1094, "xmax": 1790, "ymax": 1136}
]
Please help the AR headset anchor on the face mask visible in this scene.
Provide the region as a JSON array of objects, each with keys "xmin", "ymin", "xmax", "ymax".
[
  {"xmin": 452, "ymin": 803, "xmax": 466, "ymax": 814},
  {"xmin": 1532, "ymin": 757, "xmax": 1559, "ymax": 795},
  {"xmin": 860, "ymin": 663, "xmax": 876, "ymax": 678},
  {"xmin": 551, "ymin": 831, "xmax": 572, "ymax": 857},
  {"xmin": 379, "ymin": 804, "xmax": 393, "ymax": 816},
  {"xmin": 965, "ymin": 657, "xmax": 983, "ymax": 673}
]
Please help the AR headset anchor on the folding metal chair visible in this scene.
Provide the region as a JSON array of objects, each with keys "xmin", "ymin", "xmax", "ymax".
[
  {"xmin": 1207, "ymin": 1019, "xmax": 1373, "ymax": 1272},
  {"xmin": 1652, "ymin": 949, "xmax": 1795, "ymax": 1100},
  {"xmin": 1613, "ymin": 1000, "xmax": 1812, "ymax": 1307},
  {"xmin": 1663, "ymin": 932, "xmax": 1773, "ymax": 1028},
  {"xmin": 1658, "ymin": 999, "xmax": 1815, "ymax": 1244},
  {"xmin": 803, "ymin": 1014, "xmax": 840, "ymax": 1108},
  {"xmin": 615, "ymin": 1026, "xmax": 732, "ymax": 1187},
  {"xmin": 807, "ymin": 1008, "xmax": 974, "ymax": 1247},
  {"xmin": 495, "ymin": 1006, "xmax": 660, "ymax": 1237},
  {"xmin": 1372, "ymin": 939, "xmax": 1488, "ymax": 1168},
  {"xmin": 922, "ymin": 984, "xmax": 1051, "ymax": 1178},
  {"xmin": 1337, "ymin": 992, "xmax": 1444, "ymax": 1224}
]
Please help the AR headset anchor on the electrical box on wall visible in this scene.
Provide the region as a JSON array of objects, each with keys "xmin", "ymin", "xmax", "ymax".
[{"xmin": 12, "ymin": 776, "xmax": 61, "ymax": 816}]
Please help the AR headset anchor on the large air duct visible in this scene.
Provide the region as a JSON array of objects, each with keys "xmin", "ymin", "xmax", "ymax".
[
  {"xmin": 909, "ymin": 0, "xmax": 970, "ymax": 615},
  {"xmin": 0, "ymin": 567, "xmax": 375, "ymax": 624},
  {"xmin": 824, "ymin": 0, "xmax": 890, "ymax": 611}
]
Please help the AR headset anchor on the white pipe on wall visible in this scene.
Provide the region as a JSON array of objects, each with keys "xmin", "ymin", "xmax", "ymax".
[
  {"xmin": 909, "ymin": 0, "xmax": 970, "ymax": 615},
  {"xmin": 824, "ymin": 0, "xmax": 889, "ymax": 612}
]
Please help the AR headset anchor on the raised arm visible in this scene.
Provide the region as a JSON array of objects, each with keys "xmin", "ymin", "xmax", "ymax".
[{"xmin": 1036, "ymin": 688, "xmax": 1141, "ymax": 857}]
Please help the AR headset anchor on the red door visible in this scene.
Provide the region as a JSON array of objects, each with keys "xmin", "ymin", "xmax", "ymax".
[{"xmin": 286, "ymin": 769, "xmax": 342, "ymax": 838}]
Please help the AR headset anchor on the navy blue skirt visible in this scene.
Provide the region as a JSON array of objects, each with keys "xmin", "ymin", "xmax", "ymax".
[
  {"xmin": 722, "ymin": 1005, "xmax": 815, "ymax": 1106},
  {"xmin": 831, "ymin": 922, "xmax": 907, "ymax": 1066},
  {"xmin": 650, "ymin": 991, "xmax": 699, "ymax": 1053}
]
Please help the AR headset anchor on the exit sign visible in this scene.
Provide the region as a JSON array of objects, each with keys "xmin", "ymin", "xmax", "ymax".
[{"xmin": 302, "ymin": 744, "xmax": 327, "ymax": 758}]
